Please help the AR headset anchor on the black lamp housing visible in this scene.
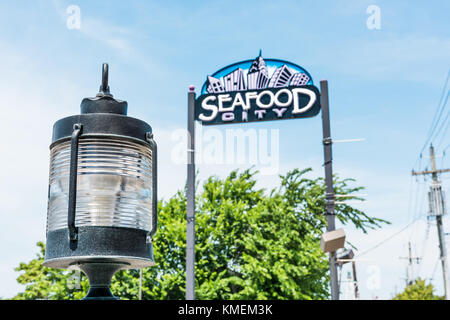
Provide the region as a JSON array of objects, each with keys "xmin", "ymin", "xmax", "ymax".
[{"xmin": 43, "ymin": 64, "xmax": 157, "ymax": 300}]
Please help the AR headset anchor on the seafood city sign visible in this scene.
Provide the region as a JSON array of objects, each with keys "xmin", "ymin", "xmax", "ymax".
[{"xmin": 195, "ymin": 52, "xmax": 321, "ymax": 125}]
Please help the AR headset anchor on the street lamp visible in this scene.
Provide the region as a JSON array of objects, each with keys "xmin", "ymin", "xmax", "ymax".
[{"xmin": 43, "ymin": 64, "xmax": 157, "ymax": 300}]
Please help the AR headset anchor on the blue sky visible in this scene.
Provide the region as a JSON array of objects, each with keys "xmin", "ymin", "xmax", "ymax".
[{"xmin": 0, "ymin": 0, "xmax": 449, "ymax": 299}]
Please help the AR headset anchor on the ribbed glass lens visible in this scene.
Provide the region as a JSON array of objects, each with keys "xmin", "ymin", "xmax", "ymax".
[{"xmin": 47, "ymin": 137, "xmax": 153, "ymax": 232}]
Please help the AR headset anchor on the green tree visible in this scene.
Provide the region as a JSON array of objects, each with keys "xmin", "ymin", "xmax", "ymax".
[
  {"xmin": 13, "ymin": 242, "xmax": 89, "ymax": 300},
  {"xmin": 393, "ymin": 278, "xmax": 443, "ymax": 300},
  {"xmin": 13, "ymin": 168, "xmax": 387, "ymax": 300}
]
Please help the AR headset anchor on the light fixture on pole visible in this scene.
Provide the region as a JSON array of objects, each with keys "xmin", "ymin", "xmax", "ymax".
[
  {"xmin": 43, "ymin": 63, "xmax": 157, "ymax": 300},
  {"xmin": 336, "ymin": 249, "xmax": 354, "ymax": 266},
  {"xmin": 336, "ymin": 249, "xmax": 359, "ymax": 300}
]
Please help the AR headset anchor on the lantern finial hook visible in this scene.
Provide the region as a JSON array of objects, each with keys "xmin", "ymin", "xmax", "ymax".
[{"xmin": 97, "ymin": 63, "xmax": 112, "ymax": 97}]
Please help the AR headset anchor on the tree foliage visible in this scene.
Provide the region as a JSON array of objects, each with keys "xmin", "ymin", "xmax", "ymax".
[
  {"xmin": 392, "ymin": 278, "xmax": 443, "ymax": 300},
  {"xmin": 13, "ymin": 168, "xmax": 387, "ymax": 300},
  {"xmin": 13, "ymin": 242, "xmax": 89, "ymax": 300}
]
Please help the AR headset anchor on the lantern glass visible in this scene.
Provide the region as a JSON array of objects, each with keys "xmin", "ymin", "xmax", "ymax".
[{"xmin": 47, "ymin": 137, "xmax": 153, "ymax": 233}]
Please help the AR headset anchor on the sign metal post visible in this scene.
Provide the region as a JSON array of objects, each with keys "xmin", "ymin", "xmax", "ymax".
[
  {"xmin": 186, "ymin": 87, "xmax": 196, "ymax": 300},
  {"xmin": 186, "ymin": 53, "xmax": 339, "ymax": 300},
  {"xmin": 320, "ymin": 79, "xmax": 339, "ymax": 300}
]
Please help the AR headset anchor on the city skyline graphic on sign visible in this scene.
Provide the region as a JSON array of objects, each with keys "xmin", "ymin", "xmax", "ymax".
[{"xmin": 201, "ymin": 51, "xmax": 314, "ymax": 95}]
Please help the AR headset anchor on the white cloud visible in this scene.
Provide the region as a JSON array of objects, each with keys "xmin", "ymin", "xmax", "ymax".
[{"xmin": 52, "ymin": 0, "xmax": 161, "ymax": 72}]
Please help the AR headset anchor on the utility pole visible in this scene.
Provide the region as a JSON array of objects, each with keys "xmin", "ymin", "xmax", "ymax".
[
  {"xmin": 400, "ymin": 242, "xmax": 421, "ymax": 286},
  {"xmin": 351, "ymin": 261, "xmax": 360, "ymax": 300},
  {"xmin": 412, "ymin": 144, "xmax": 450, "ymax": 299},
  {"xmin": 320, "ymin": 80, "xmax": 339, "ymax": 300}
]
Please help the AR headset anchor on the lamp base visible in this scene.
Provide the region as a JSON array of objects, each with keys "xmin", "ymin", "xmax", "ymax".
[
  {"xmin": 78, "ymin": 262, "xmax": 127, "ymax": 300},
  {"xmin": 44, "ymin": 226, "xmax": 155, "ymax": 269}
]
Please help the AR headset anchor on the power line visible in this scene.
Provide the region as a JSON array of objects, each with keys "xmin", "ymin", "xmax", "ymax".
[
  {"xmin": 435, "ymin": 99, "xmax": 450, "ymax": 151},
  {"xmin": 420, "ymin": 70, "xmax": 450, "ymax": 152},
  {"xmin": 431, "ymin": 94, "xmax": 450, "ymax": 147},
  {"xmin": 357, "ymin": 217, "xmax": 423, "ymax": 257},
  {"xmin": 427, "ymin": 92, "xmax": 449, "ymax": 149},
  {"xmin": 414, "ymin": 69, "xmax": 450, "ymax": 170}
]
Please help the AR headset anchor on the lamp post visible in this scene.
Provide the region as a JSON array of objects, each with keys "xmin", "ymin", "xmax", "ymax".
[{"xmin": 43, "ymin": 64, "xmax": 157, "ymax": 300}]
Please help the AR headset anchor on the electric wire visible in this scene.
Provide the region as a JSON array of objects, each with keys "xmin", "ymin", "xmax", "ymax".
[
  {"xmin": 357, "ymin": 216, "xmax": 424, "ymax": 258},
  {"xmin": 413, "ymin": 70, "xmax": 450, "ymax": 171},
  {"xmin": 406, "ymin": 71, "xmax": 450, "ymax": 289},
  {"xmin": 428, "ymin": 97, "xmax": 449, "ymax": 151},
  {"xmin": 430, "ymin": 96, "xmax": 450, "ymax": 154},
  {"xmin": 430, "ymin": 91, "xmax": 450, "ymax": 145},
  {"xmin": 436, "ymin": 119, "xmax": 450, "ymax": 153},
  {"xmin": 419, "ymin": 70, "xmax": 450, "ymax": 156}
]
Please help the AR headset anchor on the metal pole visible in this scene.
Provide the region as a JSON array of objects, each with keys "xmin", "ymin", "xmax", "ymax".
[
  {"xmin": 320, "ymin": 80, "xmax": 339, "ymax": 300},
  {"xmin": 406, "ymin": 242, "xmax": 413, "ymax": 285},
  {"xmin": 412, "ymin": 144, "xmax": 450, "ymax": 299},
  {"xmin": 436, "ymin": 215, "xmax": 449, "ymax": 299},
  {"xmin": 186, "ymin": 87, "xmax": 196, "ymax": 300},
  {"xmin": 430, "ymin": 145, "xmax": 450, "ymax": 300},
  {"xmin": 352, "ymin": 261, "xmax": 359, "ymax": 300}
]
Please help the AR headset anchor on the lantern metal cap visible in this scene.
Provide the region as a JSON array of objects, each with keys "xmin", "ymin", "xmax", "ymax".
[{"xmin": 80, "ymin": 63, "xmax": 128, "ymax": 115}]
